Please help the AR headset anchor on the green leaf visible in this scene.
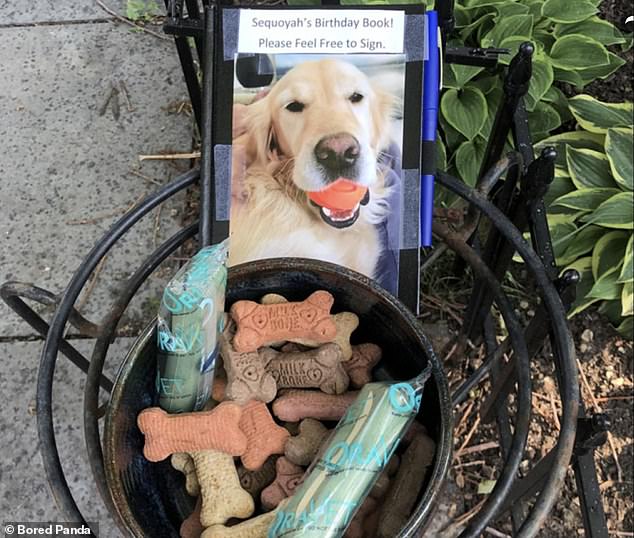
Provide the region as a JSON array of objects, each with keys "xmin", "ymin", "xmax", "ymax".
[
  {"xmin": 436, "ymin": 133, "xmax": 447, "ymax": 172},
  {"xmin": 549, "ymin": 35, "xmax": 609, "ymax": 70},
  {"xmin": 528, "ymin": 101, "xmax": 561, "ymax": 135},
  {"xmin": 545, "ymin": 176, "xmax": 575, "ymax": 208},
  {"xmin": 464, "ymin": 0, "xmax": 508, "ymax": 7},
  {"xmin": 559, "ymin": 225, "xmax": 605, "ymax": 264},
  {"xmin": 566, "ymin": 147, "xmax": 617, "ymax": 189},
  {"xmin": 623, "ymin": 281, "xmax": 634, "ymax": 316},
  {"xmin": 599, "ymin": 299, "xmax": 624, "ymax": 325},
  {"xmin": 553, "ymin": 188, "xmax": 620, "ymax": 211},
  {"xmin": 525, "ymin": 57, "xmax": 554, "ymax": 112},
  {"xmin": 440, "ymin": 114, "xmax": 466, "ymax": 152},
  {"xmin": 605, "ymin": 128, "xmax": 634, "ymax": 191},
  {"xmin": 495, "ymin": 3, "xmax": 530, "ymax": 17},
  {"xmin": 579, "ymin": 53, "xmax": 627, "ymax": 86},
  {"xmin": 565, "ymin": 256, "xmax": 599, "ymax": 317},
  {"xmin": 498, "ymin": 36, "xmax": 534, "ymax": 65},
  {"xmin": 520, "ymin": 0, "xmax": 545, "ymax": 20},
  {"xmin": 470, "ymin": 75, "xmax": 498, "ymax": 95},
  {"xmin": 481, "ymin": 14, "xmax": 534, "ymax": 48},
  {"xmin": 592, "ymin": 231, "xmax": 629, "ymax": 279},
  {"xmin": 542, "ymin": 86, "xmax": 573, "ymax": 123},
  {"xmin": 618, "ymin": 236, "xmax": 633, "ymax": 284},
  {"xmin": 536, "ymin": 131, "xmax": 605, "ymax": 169},
  {"xmin": 554, "ymin": 67, "xmax": 585, "ymax": 88},
  {"xmin": 444, "ymin": 64, "xmax": 485, "ymax": 90},
  {"xmin": 553, "ymin": 17, "xmax": 627, "ymax": 46},
  {"xmin": 587, "ymin": 267, "xmax": 622, "ymax": 300},
  {"xmin": 616, "ymin": 316, "xmax": 633, "ymax": 339},
  {"xmin": 550, "ymin": 218, "xmax": 578, "ymax": 259},
  {"xmin": 568, "ymin": 95, "xmax": 634, "ymax": 133},
  {"xmin": 541, "ymin": 0, "xmax": 598, "ymax": 23},
  {"xmin": 584, "ymin": 193, "xmax": 634, "ymax": 229},
  {"xmin": 478, "ymin": 479, "xmax": 497, "ymax": 494},
  {"xmin": 455, "ymin": 137, "xmax": 487, "ymax": 186},
  {"xmin": 441, "ymin": 87, "xmax": 488, "ymax": 140},
  {"xmin": 459, "ymin": 13, "xmax": 496, "ymax": 41}
]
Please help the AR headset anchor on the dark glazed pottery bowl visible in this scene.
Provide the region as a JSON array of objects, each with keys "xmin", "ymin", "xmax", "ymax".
[{"xmin": 104, "ymin": 258, "xmax": 452, "ymax": 537}]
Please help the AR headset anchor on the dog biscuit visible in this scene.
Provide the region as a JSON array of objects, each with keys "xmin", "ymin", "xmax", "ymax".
[
  {"xmin": 344, "ymin": 343, "xmax": 382, "ymax": 388},
  {"xmin": 221, "ymin": 321, "xmax": 277, "ymax": 404},
  {"xmin": 260, "ymin": 457, "xmax": 305, "ymax": 511},
  {"xmin": 137, "ymin": 403, "xmax": 246, "ymax": 462},
  {"xmin": 344, "ymin": 496, "xmax": 378, "ymax": 538},
  {"xmin": 284, "ymin": 418, "xmax": 330, "ymax": 466},
  {"xmin": 190, "ymin": 449, "xmax": 254, "ymax": 527},
  {"xmin": 238, "ymin": 456, "xmax": 278, "ymax": 498},
  {"xmin": 180, "ymin": 497, "xmax": 203, "ymax": 538},
  {"xmin": 272, "ymin": 389, "xmax": 358, "ymax": 422},
  {"xmin": 377, "ymin": 433, "xmax": 436, "ymax": 538},
  {"xmin": 230, "ymin": 291, "xmax": 337, "ymax": 352},
  {"xmin": 211, "ymin": 362, "xmax": 227, "ymax": 402},
  {"xmin": 171, "ymin": 453, "xmax": 199, "ymax": 496},
  {"xmin": 261, "ymin": 344, "xmax": 349, "ymax": 394},
  {"xmin": 260, "ymin": 293, "xmax": 288, "ymax": 305},
  {"xmin": 201, "ymin": 510, "xmax": 278, "ymax": 538},
  {"xmin": 294, "ymin": 312, "xmax": 359, "ymax": 361},
  {"xmin": 370, "ymin": 454, "xmax": 400, "ymax": 500},
  {"xmin": 240, "ymin": 400, "xmax": 290, "ymax": 471}
]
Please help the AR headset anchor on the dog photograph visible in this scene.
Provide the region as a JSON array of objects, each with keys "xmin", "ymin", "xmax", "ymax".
[{"xmin": 229, "ymin": 54, "xmax": 406, "ymax": 294}]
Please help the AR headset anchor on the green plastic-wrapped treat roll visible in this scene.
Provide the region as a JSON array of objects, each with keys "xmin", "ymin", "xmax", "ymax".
[{"xmin": 268, "ymin": 365, "xmax": 432, "ymax": 538}]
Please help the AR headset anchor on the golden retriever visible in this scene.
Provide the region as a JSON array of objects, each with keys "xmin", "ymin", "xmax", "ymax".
[{"xmin": 228, "ymin": 58, "xmax": 395, "ymax": 279}]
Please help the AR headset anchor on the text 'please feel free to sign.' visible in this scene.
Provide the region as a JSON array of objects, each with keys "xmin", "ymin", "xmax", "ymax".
[{"xmin": 238, "ymin": 10, "xmax": 405, "ymax": 54}]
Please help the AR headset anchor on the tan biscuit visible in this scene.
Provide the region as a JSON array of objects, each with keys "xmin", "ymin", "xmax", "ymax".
[
  {"xmin": 344, "ymin": 496, "xmax": 378, "ymax": 538},
  {"xmin": 171, "ymin": 453, "xmax": 199, "ymax": 496},
  {"xmin": 201, "ymin": 509, "xmax": 278, "ymax": 538},
  {"xmin": 260, "ymin": 457, "xmax": 305, "ymax": 510},
  {"xmin": 402, "ymin": 419, "xmax": 427, "ymax": 445},
  {"xmin": 369, "ymin": 454, "xmax": 400, "ymax": 500},
  {"xmin": 261, "ymin": 344, "xmax": 349, "ymax": 394},
  {"xmin": 284, "ymin": 418, "xmax": 330, "ymax": 466},
  {"xmin": 137, "ymin": 403, "xmax": 246, "ymax": 462},
  {"xmin": 294, "ymin": 312, "xmax": 359, "ymax": 361},
  {"xmin": 377, "ymin": 433, "xmax": 436, "ymax": 538},
  {"xmin": 211, "ymin": 362, "xmax": 227, "ymax": 402},
  {"xmin": 344, "ymin": 343, "xmax": 382, "ymax": 388},
  {"xmin": 180, "ymin": 496, "xmax": 203, "ymax": 538},
  {"xmin": 190, "ymin": 449, "xmax": 254, "ymax": 527},
  {"xmin": 260, "ymin": 293, "xmax": 288, "ymax": 305},
  {"xmin": 220, "ymin": 321, "xmax": 277, "ymax": 404},
  {"xmin": 272, "ymin": 389, "xmax": 358, "ymax": 422},
  {"xmin": 230, "ymin": 291, "xmax": 337, "ymax": 352},
  {"xmin": 237, "ymin": 456, "xmax": 278, "ymax": 498},
  {"xmin": 240, "ymin": 400, "xmax": 290, "ymax": 471}
]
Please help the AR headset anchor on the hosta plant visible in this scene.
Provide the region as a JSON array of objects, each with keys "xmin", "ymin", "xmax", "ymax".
[{"xmin": 536, "ymin": 95, "xmax": 633, "ymax": 337}]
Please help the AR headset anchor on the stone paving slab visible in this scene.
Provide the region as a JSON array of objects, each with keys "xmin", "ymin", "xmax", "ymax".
[
  {"xmin": 0, "ymin": 338, "xmax": 136, "ymax": 537},
  {"xmin": 0, "ymin": 22, "xmax": 194, "ymax": 338},
  {"xmin": 1, "ymin": 1, "xmax": 129, "ymax": 25}
]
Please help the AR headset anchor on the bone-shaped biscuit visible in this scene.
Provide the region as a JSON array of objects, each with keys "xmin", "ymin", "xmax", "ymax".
[
  {"xmin": 190, "ymin": 449, "xmax": 254, "ymax": 527},
  {"xmin": 171, "ymin": 453, "xmax": 199, "ymax": 496},
  {"xmin": 377, "ymin": 433, "xmax": 436, "ymax": 538},
  {"xmin": 180, "ymin": 496, "xmax": 202, "ymax": 538},
  {"xmin": 260, "ymin": 344, "xmax": 349, "ymax": 394},
  {"xmin": 137, "ymin": 403, "xmax": 246, "ymax": 462},
  {"xmin": 260, "ymin": 457, "xmax": 305, "ymax": 511},
  {"xmin": 220, "ymin": 321, "xmax": 277, "ymax": 404},
  {"xmin": 284, "ymin": 418, "xmax": 330, "ymax": 466},
  {"xmin": 344, "ymin": 496, "xmax": 378, "ymax": 538},
  {"xmin": 344, "ymin": 343, "xmax": 382, "ymax": 388},
  {"xmin": 230, "ymin": 291, "xmax": 337, "ymax": 352},
  {"xmin": 272, "ymin": 389, "xmax": 358, "ymax": 422},
  {"xmin": 370, "ymin": 454, "xmax": 400, "ymax": 500},
  {"xmin": 240, "ymin": 400, "xmax": 290, "ymax": 471},
  {"xmin": 237, "ymin": 456, "xmax": 278, "ymax": 498},
  {"xmin": 260, "ymin": 295, "xmax": 358, "ymax": 360},
  {"xmin": 211, "ymin": 363, "xmax": 227, "ymax": 402},
  {"xmin": 201, "ymin": 509, "xmax": 278, "ymax": 538}
]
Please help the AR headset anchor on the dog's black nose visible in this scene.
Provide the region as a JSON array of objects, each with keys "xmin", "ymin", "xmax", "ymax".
[{"xmin": 314, "ymin": 133, "xmax": 360, "ymax": 172}]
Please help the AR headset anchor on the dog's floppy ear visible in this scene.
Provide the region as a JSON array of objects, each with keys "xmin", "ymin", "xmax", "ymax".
[
  {"xmin": 370, "ymin": 86, "xmax": 396, "ymax": 152},
  {"xmin": 244, "ymin": 96, "xmax": 278, "ymax": 165}
]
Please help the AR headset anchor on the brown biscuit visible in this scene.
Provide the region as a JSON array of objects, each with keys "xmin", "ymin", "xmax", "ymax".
[
  {"xmin": 137, "ymin": 403, "xmax": 246, "ymax": 462},
  {"xmin": 272, "ymin": 389, "xmax": 359, "ymax": 422},
  {"xmin": 211, "ymin": 362, "xmax": 227, "ymax": 402},
  {"xmin": 370, "ymin": 454, "xmax": 400, "ymax": 500},
  {"xmin": 190, "ymin": 450, "xmax": 254, "ymax": 527},
  {"xmin": 260, "ymin": 457, "xmax": 305, "ymax": 510},
  {"xmin": 344, "ymin": 343, "xmax": 382, "ymax": 388},
  {"xmin": 237, "ymin": 456, "xmax": 278, "ymax": 498},
  {"xmin": 230, "ymin": 291, "xmax": 337, "ymax": 352},
  {"xmin": 171, "ymin": 453, "xmax": 199, "ymax": 496},
  {"xmin": 294, "ymin": 312, "xmax": 359, "ymax": 361},
  {"xmin": 377, "ymin": 433, "xmax": 436, "ymax": 538},
  {"xmin": 180, "ymin": 496, "xmax": 203, "ymax": 538},
  {"xmin": 260, "ymin": 293, "xmax": 288, "ymax": 305},
  {"xmin": 261, "ymin": 344, "xmax": 349, "ymax": 394},
  {"xmin": 284, "ymin": 418, "xmax": 330, "ymax": 466},
  {"xmin": 220, "ymin": 321, "xmax": 277, "ymax": 404},
  {"xmin": 344, "ymin": 496, "xmax": 378, "ymax": 538},
  {"xmin": 201, "ymin": 509, "xmax": 278, "ymax": 538},
  {"xmin": 239, "ymin": 400, "xmax": 290, "ymax": 471}
]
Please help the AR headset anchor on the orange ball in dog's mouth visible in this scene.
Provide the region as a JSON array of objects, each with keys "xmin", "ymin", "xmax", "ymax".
[{"xmin": 308, "ymin": 179, "xmax": 370, "ymax": 229}]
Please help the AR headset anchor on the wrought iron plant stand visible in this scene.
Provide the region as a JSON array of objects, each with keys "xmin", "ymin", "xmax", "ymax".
[{"xmin": 1, "ymin": 0, "xmax": 612, "ymax": 536}]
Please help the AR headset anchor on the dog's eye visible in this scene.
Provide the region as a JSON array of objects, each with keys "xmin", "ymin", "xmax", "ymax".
[
  {"xmin": 285, "ymin": 101, "xmax": 305, "ymax": 113},
  {"xmin": 349, "ymin": 93, "xmax": 364, "ymax": 103}
]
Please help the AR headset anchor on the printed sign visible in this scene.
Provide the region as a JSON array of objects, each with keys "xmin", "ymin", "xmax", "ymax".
[{"xmin": 238, "ymin": 9, "xmax": 405, "ymax": 54}]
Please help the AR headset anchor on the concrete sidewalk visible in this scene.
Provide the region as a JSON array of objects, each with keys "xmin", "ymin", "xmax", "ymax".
[{"xmin": 0, "ymin": 4, "xmax": 194, "ymax": 535}]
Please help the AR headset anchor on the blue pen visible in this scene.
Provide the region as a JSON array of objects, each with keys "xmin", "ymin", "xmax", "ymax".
[{"xmin": 420, "ymin": 10, "xmax": 441, "ymax": 247}]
